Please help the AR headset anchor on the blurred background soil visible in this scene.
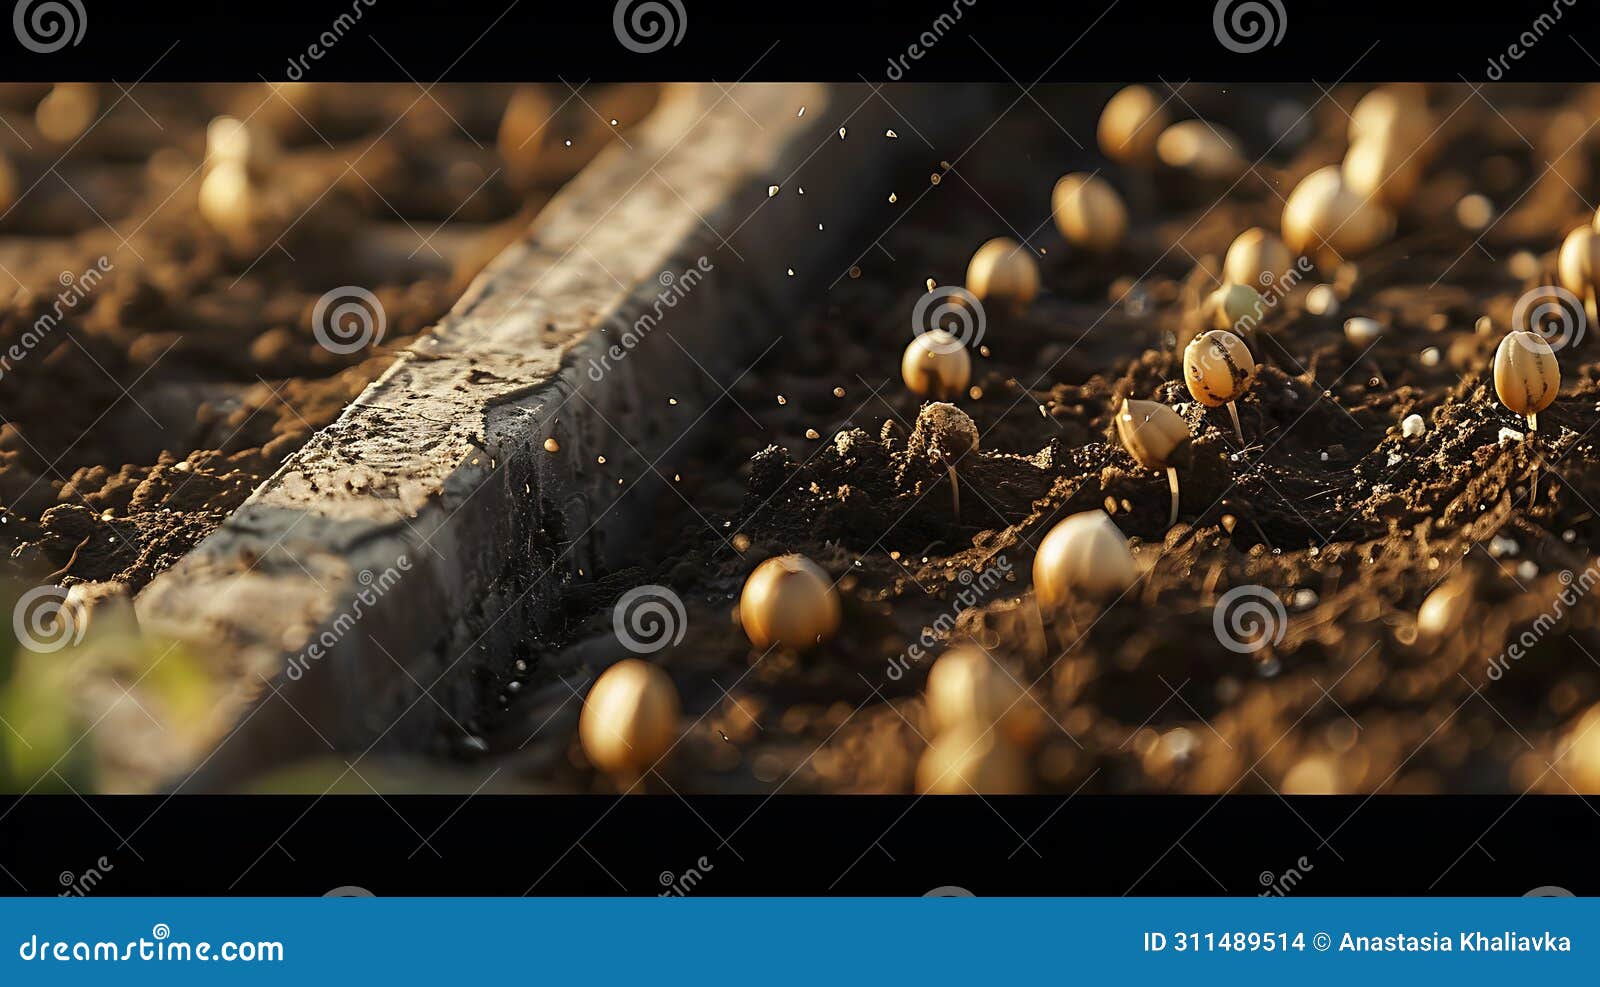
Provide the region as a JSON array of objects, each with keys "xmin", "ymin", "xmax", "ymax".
[{"xmin": 0, "ymin": 81, "xmax": 655, "ymax": 590}]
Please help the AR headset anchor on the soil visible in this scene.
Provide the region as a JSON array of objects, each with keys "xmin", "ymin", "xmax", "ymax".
[
  {"xmin": 0, "ymin": 82, "xmax": 655, "ymax": 590},
  {"xmin": 487, "ymin": 83, "xmax": 1600, "ymax": 795}
]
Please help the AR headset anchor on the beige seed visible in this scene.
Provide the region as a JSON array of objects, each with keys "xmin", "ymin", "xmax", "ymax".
[
  {"xmin": 1555, "ymin": 704, "xmax": 1600, "ymax": 790},
  {"xmin": 925, "ymin": 649, "xmax": 1043, "ymax": 749},
  {"xmin": 205, "ymin": 115, "xmax": 276, "ymax": 177},
  {"xmin": 36, "ymin": 83, "xmax": 97, "ymax": 144},
  {"xmin": 578, "ymin": 659, "xmax": 681, "ymax": 777},
  {"xmin": 1183, "ymin": 329, "xmax": 1256, "ymax": 407},
  {"xmin": 1051, "ymin": 172, "xmax": 1127, "ymax": 253},
  {"xmin": 1493, "ymin": 330, "xmax": 1560, "ymax": 431},
  {"xmin": 1342, "ymin": 133, "xmax": 1423, "ymax": 209},
  {"xmin": 1115, "ymin": 398, "xmax": 1191, "ymax": 471},
  {"xmin": 1349, "ymin": 84, "xmax": 1432, "ymax": 149},
  {"xmin": 739, "ymin": 554, "xmax": 841, "ymax": 651},
  {"xmin": 1222, "ymin": 228, "xmax": 1293, "ymax": 289},
  {"xmin": 1417, "ymin": 576, "xmax": 1472, "ymax": 640},
  {"xmin": 544, "ymin": 437, "xmax": 560, "ymax": 453},
  {"xmin": 1184, "ymin": 329, "xmax": 1256, "ymax": 443},
  {"xmin": 1282, "ymin": 165, "xmax": 1394, "ymax": 263},
  {"xmin": 1033, "ymin": 509, "xmax": 1137, "ymax": 609},
  {"xmin": 1097, "ymin": 85, "xmax": 1170, "ymax": 165},
  {"xmin": 1155, "ymin": 121, "xmax": 1246, "ymax": 181},
  {"xmin": 901, "ymin": 330, "xmax": 972, "ymax": 399},
  {"xmin": 0, "ymin": 152, "xmax": 15, "ymax": 215},
  {"xmin": 1558, "ymin": 226, "xmax": 1600, "ymax": 321},
  {"xmin": 1116, "ymin": 398, "xmax": 1191, "ymax": 529},
  {"xmin": 965, "ymin": 237, "xmax": 1039, "ymax": 311},
  {"xmin": 1204, "ymin": 282, "xmax": 1265, "ymax": 333},
  {"xmin": 197, "ymin": 161, "xmax": 254, "ymax": 242},
  {"xmin": 915, "ymin": 723, "xmax": 1030, "ymax": 795}
]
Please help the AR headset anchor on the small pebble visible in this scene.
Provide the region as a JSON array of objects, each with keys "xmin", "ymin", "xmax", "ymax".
[
  {"xmin": 1420, "ymin": 346, "xmax": 1441, "ymax": 367},
  {"xmin": 1456, "ymin": 193, "xmax": 1494, "ymax": 230},
  {"xmin": 1509, "ymin": 250, "xmax": 1540, "ymax": 280},
  {"xmin": 1498, "ymin": 426, "xmax": 1525, "ymax": 444},
  {"xmin": 1344, "ymin": 317, "xmax": 1383, "ymax": 346},
  {"xmin": 1401, "ymin": 414, "xmax": 1425, "ymax": 439},
  {"xmin": 1517, "ymin": 560, "xmax": 1539, "ymax": 581}
]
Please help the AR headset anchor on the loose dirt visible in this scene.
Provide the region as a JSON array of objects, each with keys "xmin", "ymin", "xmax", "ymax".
[{"xmin": 491, "ymin": 84, "xmax": 1600, "ymax": 795}]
